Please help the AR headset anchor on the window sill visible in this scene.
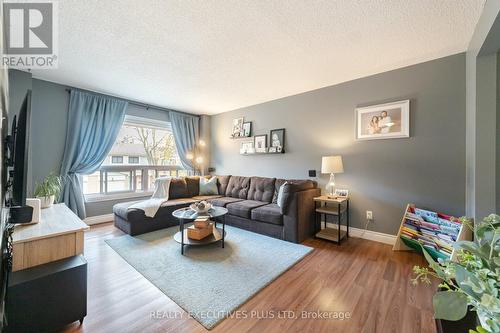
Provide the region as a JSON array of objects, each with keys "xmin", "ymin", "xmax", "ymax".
[{"xmin": 85, "ymin": 191, "xmax": 153, "ymax": 203}]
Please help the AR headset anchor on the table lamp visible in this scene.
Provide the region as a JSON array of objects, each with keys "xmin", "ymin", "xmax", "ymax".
[{"xmin": 321, "ymin": 155, "xmax": 344, "ymax": 198}]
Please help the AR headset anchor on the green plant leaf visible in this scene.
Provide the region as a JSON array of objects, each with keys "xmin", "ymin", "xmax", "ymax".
[
  {"xmin": 433, "ymin": 291, "xmax": 468, "ymax": 321},
  {"xmin": 455, "ymin": 264, "xmax": 484, "ymax": 298},
  {"xmin": 419, "ymin": 244, "xmax": 448, "ymax": 279},
  {"xmin": 474, "ymin": 326, "xmax": 489, "ymax": 333},
  {"xmin": 33, "ymin": 172, "xmax": 62, "ymax": 199}
]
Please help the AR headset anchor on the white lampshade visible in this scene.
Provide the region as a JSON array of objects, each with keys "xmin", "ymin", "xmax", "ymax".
[{"xmin": 321, "ymin": 156, "xmax": 344, "ymax": 174}]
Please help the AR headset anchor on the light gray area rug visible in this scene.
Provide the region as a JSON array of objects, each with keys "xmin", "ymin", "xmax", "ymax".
[{"xmin": 105, "ymin": 225, "xmax": 313, "ymax": 329}]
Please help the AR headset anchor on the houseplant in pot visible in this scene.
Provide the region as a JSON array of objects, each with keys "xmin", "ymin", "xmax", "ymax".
[
  {"xmin": 412, "ymin": 214, "xmax": 500, "ymax": 333},
  {"xmin": 34, "ymin": 173, "xmax": 62, "ymax": 208}
]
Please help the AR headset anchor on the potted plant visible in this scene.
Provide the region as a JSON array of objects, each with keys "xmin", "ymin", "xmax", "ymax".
[
  {"xmin": 412, "ymin": 214, "xmax": 500, "ymax": 333},
  {"xmin": 33, "ymin": 173, "xmax": 62, "ymax": 208}
]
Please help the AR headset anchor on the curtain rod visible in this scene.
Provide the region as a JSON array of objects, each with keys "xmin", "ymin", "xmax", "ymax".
[{"xmin": 64, "ymin": 88, "xmax": 201, "ymax": 118}]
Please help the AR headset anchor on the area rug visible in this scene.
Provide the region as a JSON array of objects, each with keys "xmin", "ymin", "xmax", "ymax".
[{"xmin": 105, "ymin": 225, "xmax": 312, "ymax": 329}]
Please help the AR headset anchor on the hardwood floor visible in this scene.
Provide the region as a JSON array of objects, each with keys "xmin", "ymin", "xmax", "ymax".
[{"xmin": 60, "ymin": 222, "xmax": 438, "ymax": 333}]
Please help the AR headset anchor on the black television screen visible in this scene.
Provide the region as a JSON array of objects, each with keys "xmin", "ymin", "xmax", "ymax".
[{"xmin": 11, "ymin": 91, "xmax": 31, "ymax": 207}]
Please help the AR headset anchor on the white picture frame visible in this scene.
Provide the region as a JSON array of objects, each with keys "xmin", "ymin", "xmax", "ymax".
[
  {"xmin": 254, "ymin": 135, "xmax": 267, "ymax": 153},
  {"xmin": 231, "ymin": 117, "xmax": 244, "ymax": 138},
  {"xmin": 240, "ymin": 141, "xmax": 254, "ymax": 155},
  {"xmin": 355, "ymin": 100, "xmax": 410, "ymax": 140},
  {"xmin": 334, "ymin": 188, "xmax": 349, "ymax": 198}
]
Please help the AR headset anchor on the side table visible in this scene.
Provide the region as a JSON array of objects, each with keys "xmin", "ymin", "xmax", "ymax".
[{"xmin": 313, "ymin": 195, "xmax": 350, "ymax": 244}]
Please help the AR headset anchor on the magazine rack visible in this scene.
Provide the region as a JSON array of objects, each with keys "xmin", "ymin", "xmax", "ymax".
[{"xmin": 393, "ymin": 204, "xmax": 471, "ymax": 262}]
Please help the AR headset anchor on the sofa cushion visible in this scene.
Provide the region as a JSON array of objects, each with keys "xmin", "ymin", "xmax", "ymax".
[
  {"xmin": 216, "ymin": 175, "xmax": 231, "ymax": 195},
  {"xmin": 251, "ymin": 203, "xmax": 283, "ymax": 225},
  {"xmin": 113, "ymin": 198, "xmax": 197, "ymax": 219},
  {"xmin": 169, "ymin": 177, "xmax": 188, "ymax": 199},
  {"xmin": 208, "ymin": 196, "xmax": 244, "ymax": 207},
  {"xmin": 186, "ymin": 176, "xmax": 201, "ymax": 197},
  {"xmin": 226, "ymin": 200, "xmax": 268, "ymax": 219},
  {"xmin": 272, "ymin": 179, "xmax": 317, "ymax": 203},
  {"xmin": 113, "ymin": 200, "xmax": 142, "ymax": 219},
  {"xmin": 225, "ymin": 176, "xmax": 250, "ymax": 199},
  {"xmin": 247, "ymin": 177, "xmax": 276, "ymax": 203}
]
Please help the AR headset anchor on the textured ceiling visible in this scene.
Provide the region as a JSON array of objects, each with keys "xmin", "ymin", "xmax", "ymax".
[{"xmin": 30, "ymin": 0, "xmax": 485, "ymax": 114}]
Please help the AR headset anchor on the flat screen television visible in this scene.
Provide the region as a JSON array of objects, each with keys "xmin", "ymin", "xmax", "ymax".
[
  {"xmin": 0, "ymin": 56, "xmax": 8, "ymax": 333},
  {"xmin": 0, "ymin": 89, "xmax": 32, "ymax": 331},
  {"xmin": 9, "ymin": 91, "xmax": 31, "ymax": 207}
]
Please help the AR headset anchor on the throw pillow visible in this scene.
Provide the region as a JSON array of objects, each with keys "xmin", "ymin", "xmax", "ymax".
[
  {"xmin": 272, "ymin": 179, "xmax": 286, "ymax": 203},
  {"xmin": 199, "ymin": 176, "xmax": 218, "ymax": 195},
  {"xmin": 277, "ymin": 182, "xmax": 288, "ymax": 208}
]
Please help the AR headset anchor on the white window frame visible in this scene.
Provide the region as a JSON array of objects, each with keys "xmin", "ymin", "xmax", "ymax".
[{"xmin": 83, "ymin": 115, "xmax": 187, "ymax": 202}]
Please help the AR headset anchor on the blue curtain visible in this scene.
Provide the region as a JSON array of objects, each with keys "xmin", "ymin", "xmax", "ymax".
[
  {"xmin": 60, "ymin": 90, "xmax": 128, "ymax": 218},
  {"xmin": 170, "ymin": 111, "xmax": 199, "ymax": 170}
]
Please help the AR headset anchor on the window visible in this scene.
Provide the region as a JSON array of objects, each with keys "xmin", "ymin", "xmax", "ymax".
[
  {"xmin": 82, "ymin": 116, "xmax": 187, "ymax": 196},
  {"xmin": 111, "ymin": 156, "xmax": 123, "ymax": 164},
  {"xmin": 128, "ymin": 156, "xmax": 139, "ymax": 164}
]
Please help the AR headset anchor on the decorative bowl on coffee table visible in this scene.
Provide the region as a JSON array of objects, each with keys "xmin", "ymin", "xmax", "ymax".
[{"xmin": 189, "ymin": 201, "xmax": 212, "ymax": 214}]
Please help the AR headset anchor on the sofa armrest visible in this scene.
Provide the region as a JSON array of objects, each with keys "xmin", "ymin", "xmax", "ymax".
[{"xmin": 283, "ymin": 188, "xmax": 321, "ymax": 243}]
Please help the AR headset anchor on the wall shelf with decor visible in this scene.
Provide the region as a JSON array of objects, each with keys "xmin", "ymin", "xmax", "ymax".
[
  {"xmin": 393, "ymin": 204, "xmax": 471, "ymax": 262},
  {"xmin": 240, "ymin": 151, "xmax": 285, "ymax": 156},
  {"xmin": 238, "ymin": 128, "xmax": 286, "ymax": 155}
]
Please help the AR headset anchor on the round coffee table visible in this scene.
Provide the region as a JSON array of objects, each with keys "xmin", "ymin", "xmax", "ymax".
[{"xmin": 172, "ymin": 206, "xmax": 228, "ymax": 255}]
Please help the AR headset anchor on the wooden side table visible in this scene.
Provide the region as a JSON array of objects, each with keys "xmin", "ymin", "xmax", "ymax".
[{"xmin": 313, "ymin": 195, "xmax": 349, "ymax": 244}]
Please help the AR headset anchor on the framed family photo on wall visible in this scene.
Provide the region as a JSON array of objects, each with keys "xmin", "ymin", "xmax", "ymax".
[
  {"xmin": 269, "ymin": 128, "xmax": 285, "ymax": 153},
  {"xmin": 254, "ymin": 135, "xmax": 267, "ymax": 153},
  {"xmin": 231, "ymin": 117, "xmax": 244, "ymax": 138},
  {"xmin": 355, "ymin": 100, "xmax": 410, "ymax": 140},
  {"xmin": 242, "ymin": 122, "xmax": 252, "ymax": 137}
]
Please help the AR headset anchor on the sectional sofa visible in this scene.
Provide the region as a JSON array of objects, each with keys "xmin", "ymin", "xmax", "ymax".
[{"xmin": 113, "ymin": 175, "xmax": 320, "ymax": 243}]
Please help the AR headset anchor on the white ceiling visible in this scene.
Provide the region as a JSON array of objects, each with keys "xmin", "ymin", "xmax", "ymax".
[{"xmin": 30, "ymin": 0, "xmax": 485, "ymax": 115}]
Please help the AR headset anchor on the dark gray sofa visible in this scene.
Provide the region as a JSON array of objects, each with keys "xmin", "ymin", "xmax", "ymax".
[{"xmin": 113, "ymin": 175, "xmax": 320, "ymax": 243}]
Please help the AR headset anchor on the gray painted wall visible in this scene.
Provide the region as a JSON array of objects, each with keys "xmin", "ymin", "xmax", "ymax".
[
  {"xmin": 475, "ymin": 55, "xmax": 497, "ymax": 217},
  {"xmin": 497, "ymin": 52, "xmax": 500, "ymax": 213},
  {"xmin": 211, "ymin": 54, "xmax": 466, "ymax": 235},
  {"xmin": 31, "ymin": 78, "xmax": 69, "ymax": 194},
  {"xmin": 465, "ymin": 1, "xmax": 500, "ymax": 219}
]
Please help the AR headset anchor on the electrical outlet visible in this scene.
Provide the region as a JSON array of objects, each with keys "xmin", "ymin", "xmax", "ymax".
[{"xmin": 366, "ymin": 211, "xmax": 373, "ymax": 220}]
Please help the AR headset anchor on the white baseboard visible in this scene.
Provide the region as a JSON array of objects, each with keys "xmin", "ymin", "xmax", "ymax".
[
  {"xmin": 323, "ymin": 222, "xmax": 396, "ymax": 245},
  {"xmin": 84, "ymin": 213, "xmax": 114, "ymax": 225}
]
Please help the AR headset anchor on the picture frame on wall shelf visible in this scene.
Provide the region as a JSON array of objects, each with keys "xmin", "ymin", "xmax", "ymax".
[
  {"xmin": 268, "ymin": 147, "xmax": 277, "ymax": 153},
  {"xmin": 269, "ymin": 128, "xmax": 285, "ymax": 153},
  {"xmin": 355, "ymin": 100, "xmax": 410, "ymax": 140},
  {"xmin": 242, "ymin": 122, "xmax": 252, "ymax": 137},
  {"xmin": 254, "ymin": 135, "xmax": 267, "ymax": 153},
  {"xmin": 231, "ymin": 117, "xmax": 244, "ymax": 138},
  {"xmin": 240, "ymin": 141, "xmax": 255, "ymax": 155}
]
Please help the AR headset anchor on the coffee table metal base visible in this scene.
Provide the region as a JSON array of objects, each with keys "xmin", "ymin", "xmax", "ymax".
[
  {"xmin": 175, "ymin": 219, "xmax": 226, "ymax": 254},
  {"xmin": 172, "ymin": 207, "xmax": 228, "ymax": 255}
]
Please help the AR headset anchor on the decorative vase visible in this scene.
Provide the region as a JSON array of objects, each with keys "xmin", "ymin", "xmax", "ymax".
[{"xmin": 38, "ymin": 195, "xmax": 55, "ymax": 209}]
